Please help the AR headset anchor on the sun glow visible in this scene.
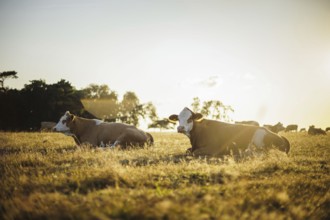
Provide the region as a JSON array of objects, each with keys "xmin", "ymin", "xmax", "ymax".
[{"xmin": 1, "ymin": 0, "xmax": 329, "ymax": 129}]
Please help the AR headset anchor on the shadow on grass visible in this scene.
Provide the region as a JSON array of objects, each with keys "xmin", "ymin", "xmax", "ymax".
[
  {"xmin": 0, "ymin": 145, "xmax": 78, "ymax": 156},
  {"xmin": 119, "ymin": 154, "xmax": 230, "ymax": 167},
  {"xmin": 54, "ymin": 174, "xmax": 132, "ymax": 195}
]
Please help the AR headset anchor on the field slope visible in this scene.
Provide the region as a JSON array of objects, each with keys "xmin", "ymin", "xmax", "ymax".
[{"xmin": 0, "ymin": 132, "xmax": 329, "ymax": 220}]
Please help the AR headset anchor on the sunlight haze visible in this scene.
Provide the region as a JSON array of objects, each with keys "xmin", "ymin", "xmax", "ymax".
[{"xmin": 1, "ymin": 0, "xmax": 329, "ymax": 129}]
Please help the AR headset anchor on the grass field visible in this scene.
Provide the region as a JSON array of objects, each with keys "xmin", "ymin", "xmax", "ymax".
[{"xmin": 0, "ymin": 131, "xmax": 329, "ymax": 220}]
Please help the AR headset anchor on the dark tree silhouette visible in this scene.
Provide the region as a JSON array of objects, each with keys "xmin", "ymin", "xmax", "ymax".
[
  {"xmin": 0, "ymin": 71, "xmax": 18, "ymax": 92},
  {"xmin": 19, "ymin": 79, "xmax": 87, "ymax": 130},
  {"xmin": 0, "ymin": 79, "xmax": 94, "ymax": 131},
  {"xmin": 0, "ymin": 79, "xmax": 157, "ymax": 130}
]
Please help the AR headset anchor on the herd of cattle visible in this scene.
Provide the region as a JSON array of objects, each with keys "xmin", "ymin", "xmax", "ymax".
[
  {"xmin": 40, "ymin": 108, "xmax": 328, "ymax": 159},
  {"xmin": 235, "ymin": 121, "xmax": 329, "ymax": 135}
]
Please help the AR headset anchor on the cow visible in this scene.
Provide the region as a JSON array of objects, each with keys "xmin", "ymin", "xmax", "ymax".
[
  {"xmin": 326, "ymin": 127, "xmax": 330, "ymax": 132},
  {"xmin": 285, "ymin": 124, "xmax": 298, "ymax": 132},
  {"xmin": 300, "ymin": 128, "xmax": 306, "ymax": 132},
  {"xmin": 308, "ymin": 125, "xmax": 326, "ymax": 135},
  {"xmin": 235, "ymin": 120, "xmax": 260, "ymax": 127},
  {"xmin": 169, "ymin": 107, "xmax": 290, "ymax": 158},
  {"xmin": 40, "ymin": 121, "xmax": 56, "ymax": 131},
  {"xmin": 53, "ymin": 111, "xmax": 154, "ymax": 148},
  {"xmin": 263, "ymin": 122, "xmax": 285, "ymax": 133}
]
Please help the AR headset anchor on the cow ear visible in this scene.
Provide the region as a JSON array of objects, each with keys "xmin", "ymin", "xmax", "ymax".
[
  {"xmin": 169, "ymin": 114, "xmax": 179, "ymax": 122},
  {"xmin": 67, "ymin": 113, "xmax": 75, "ymax": 122},
  {"xmin": 192, "ymin": 113, "xmax": 203, "ymax": 121}
]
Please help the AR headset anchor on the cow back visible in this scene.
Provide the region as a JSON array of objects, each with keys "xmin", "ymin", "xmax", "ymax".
[{"xmin": 190, "ymin": 120, "xmax": 259, "ymax": 154}]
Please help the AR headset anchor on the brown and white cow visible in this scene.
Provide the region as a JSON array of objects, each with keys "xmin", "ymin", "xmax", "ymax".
[
  {"xmin": 169, "ymin": 107, "xmax": 290, "ymax": 157},
  {"xmin": 53, "ymin": 111, "xmax": 154, "ymax": 148}
]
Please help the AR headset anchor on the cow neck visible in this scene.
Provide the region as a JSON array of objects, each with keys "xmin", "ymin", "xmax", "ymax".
[
  {"xmin": 70, "ymin": 116, "xmax": 95, "ymax": 139},
  {"xmin": 189, "ymin": 120, "xmax": 203, "ymax": 150}
]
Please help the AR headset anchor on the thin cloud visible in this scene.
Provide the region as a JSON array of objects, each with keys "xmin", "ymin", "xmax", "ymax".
[{"xmin": 197, "ymin": 75, "xmax": 223, "ymax": 88}]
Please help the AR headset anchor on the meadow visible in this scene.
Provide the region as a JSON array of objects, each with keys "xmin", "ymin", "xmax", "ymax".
[{"xmin": 0, "ymin": 131, "xmax": 329, "ymax": 220}]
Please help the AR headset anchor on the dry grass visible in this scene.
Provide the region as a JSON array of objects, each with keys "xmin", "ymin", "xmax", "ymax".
[{"xmin": 0, "ymin": 131, "xmax": 329, "ymax": 220}]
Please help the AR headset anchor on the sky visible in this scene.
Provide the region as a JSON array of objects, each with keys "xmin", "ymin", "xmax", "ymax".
[{"xmin": 1, "ymin": 0, "xmax": 330, "ymax": 129}]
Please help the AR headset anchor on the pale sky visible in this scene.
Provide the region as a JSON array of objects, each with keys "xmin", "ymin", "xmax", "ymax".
[{"xmin": 1, "ymin": 0, "xmax": 330, "ymax": 129}]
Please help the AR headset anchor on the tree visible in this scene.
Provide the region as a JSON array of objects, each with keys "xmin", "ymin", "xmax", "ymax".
[
  {"xmin": 190, "ymin": 97, "xmax": 234, "ymax": 122},
  {"xmin": 0, "ymin": 71, "xmax": 18, "ymax": 92},
  {"xmin": 191, "ymin": 97, "xmax": 201, "ymax": 113},
  {"xmin": 81, "ymin": 88, "xmax": 158, "ymax": 126},
  {"xmin": 109, "ymin": 92, "xmax": 158, "ymax": 126},
  {"xmin": 48, "ymin": 79, "xmax": 88, "ymax": 117},
  {"xmin": 0, "ymin": 79, "xmax": 157, "ymax": 130},
  {"xmin": 82, "ymin": 84, "xmax": 118, "ymax": 100},
  {"xmin": 121, "ymin": 91, "xmax": 139, "ymax": 111},
  {"xmin": 201, "ymin": 100, "xmax": 223, "ymax": 120},
  {"xmin": 18, "ymin": 79, "xmax": 88, "ymax": 130},
  {"xmin": 0, "ymin": 88, "xmax": 24, "ymax": 130},
  {"xmin": 81, "ymin": 84, "xmax": 119, "ymax": 120},
  {"xmin": 148, "ymin": 118, "xmax": 175, "ymax": 130}
]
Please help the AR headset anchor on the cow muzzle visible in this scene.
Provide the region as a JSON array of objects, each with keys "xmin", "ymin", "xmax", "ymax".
[
  {"xmin": 177, "ymin": 126, "xmax": 186, "ymax": 133},
  {"xmin": 52, "ymin": 127, "xmax": 71, "ymax": 134}
]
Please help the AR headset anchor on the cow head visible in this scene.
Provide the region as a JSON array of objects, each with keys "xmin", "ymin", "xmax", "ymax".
[
  {"xmin": 169, "ymin": 107, "xmax": 203, "ymax": 137},
  {"xmin": 53, "ymin": 111, "xmax": 75, "ymax": 134}
]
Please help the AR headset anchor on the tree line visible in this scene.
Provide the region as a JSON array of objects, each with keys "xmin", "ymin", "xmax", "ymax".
[
  {"xmin": 0, "ymin": 79, "xmax": 157, "ymax": 130},
  {"xmin": 0, "ymin": 70, "xmax": 233, "ymax": 131}
]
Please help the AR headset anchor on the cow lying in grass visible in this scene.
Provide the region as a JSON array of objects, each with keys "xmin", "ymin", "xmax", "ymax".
[
  {"xmin": 169, "ymin": 107, "xmax": 290, "ymax": 158},
  {"xmin": 53, "ymin": 111, "xmax": 153, "ymax": 148}
]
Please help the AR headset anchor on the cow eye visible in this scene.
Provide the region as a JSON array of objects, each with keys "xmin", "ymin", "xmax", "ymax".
[
  {"xmin": 62, "ymin": 120, "xmax": 66, "ymax": 124},
  {"xmin": 187, "ymin": 118, "xmax": 193, "ymax": 123}
]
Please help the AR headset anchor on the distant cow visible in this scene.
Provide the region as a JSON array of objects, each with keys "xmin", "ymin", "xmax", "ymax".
[
  {"xmin": 235, "ymin": 120, "xmax": 260, "ymax": 127},
  {"xmin": 40, "ymin": 121, "xmax": 56, "ymax": 131},
  {"xmin": 300, "ymin": 128, "xmax": 306, "ymax": 132},
  {"xmin": 169, "ymin": 107, "xmax": 290, "ymax": 158},
  {"xmin": 285, "ymin": 124, "xmax": 298, "ymax": 132},
  {"xmin": 53, "ymin": 111, "xmax": 154, "ymax": 148},
  {"xmin": 326, "ymin": 127, "xmax": 330, "ymax": 132},
  {"xmin": 263, "ymin": 122, "xmax": 285, "ymax": 133},
  {"xmin": 308, "ymin": 126, "xmax": 326, "ymax": 135}
]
